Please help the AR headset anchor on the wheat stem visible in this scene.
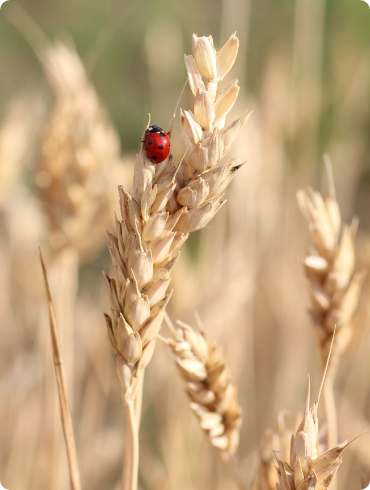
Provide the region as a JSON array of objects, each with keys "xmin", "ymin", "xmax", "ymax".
[
  {"xmin": 324, "ymin": 375, "xmax": 338, "ymax": 449},
  {"xmin": 228, "ymin": 457, "xmax": 247, "ymax": 490},
  {"xmin": 122, "ymin": 402, "xmax": 139, "ymax": 490},
  {"xmin": 324, "ymin": 374, "xmax": 338, "ymax": 490},
  {"xmin": 3, "ymin": 3, "xmax": 50, "ymax": 65},
  {"xmin": 122, "ymin": 429, "xmax": 132, "ymax": 490},
  {"xmin": 39, "ymin": 251, "xmax": 82, "ymax": 490},
  {"xmin": 135, "ymin": 373, "xmax": 145, "ymax": 429}
]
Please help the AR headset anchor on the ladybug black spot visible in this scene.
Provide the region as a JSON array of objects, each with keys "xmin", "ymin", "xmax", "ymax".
[
  {"xmin": 148, "ymin": 141, "xmax": 153, "ymax": 145},
  {"xmin": 158, "ymin": 145, "xmax": 164, "ymax": 150},
  {"xmin": 151, "ymin": 156, "xmax": 157, "ymax": 160}
]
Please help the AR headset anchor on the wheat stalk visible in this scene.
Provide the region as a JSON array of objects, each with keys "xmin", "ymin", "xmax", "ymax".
[
  {"xmin": 104, "ymin": 32, "xmax": 251, "ymax": 490},
  {"xmin": 39, "ymin": 251, "xmax": 81, "ymax": 490},
  {"xmin": 297, "ymin": 158, "xmax": 364, "ymax": 450}
]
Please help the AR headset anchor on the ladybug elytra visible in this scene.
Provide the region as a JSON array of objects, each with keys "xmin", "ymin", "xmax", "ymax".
[{"xmin": 144, "ymin": 124, "xmax": 170, "ymax": 164}]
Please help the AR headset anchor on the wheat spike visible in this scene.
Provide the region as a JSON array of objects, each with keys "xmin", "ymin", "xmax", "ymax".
[
  {"xmin": 165, "ymin": 319, "xmax": 242, "ymax": 463},
  {"xmin": 104, "ymin": 32, "xmax": 251, "ymax": 401},
  {"xmin": 254, "ymin": 429, "xmax": 281, "ymax": 490},
  {"xmin": 253, "ymin": 414, "xmax": 293, "ymax": 490},
  {"xmin": 297, "ymin": 160, "xmax": 364, "ymax": 376},
  {"xmin": 275, "ymin": 378, "xmax": 355, "ymax": 490},
  {"xmin": 37, "ymin": 41, "xmax": 122, "ymax": 259}
]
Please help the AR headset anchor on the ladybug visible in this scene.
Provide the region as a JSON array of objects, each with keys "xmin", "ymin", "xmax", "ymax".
[{"xmin": 144, "ymin": 124, "xmax": 170, "ymax": 164}]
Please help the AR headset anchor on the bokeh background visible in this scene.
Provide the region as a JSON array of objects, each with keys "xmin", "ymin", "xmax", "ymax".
[{"xmin": 1, "ymin": 0, "xmax": 370, "ymax": 489}]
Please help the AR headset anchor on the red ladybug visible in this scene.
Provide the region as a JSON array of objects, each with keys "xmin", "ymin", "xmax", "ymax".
[{"xmin": 144, "ymin": 124, "xmax": 170, "ymax": 164}]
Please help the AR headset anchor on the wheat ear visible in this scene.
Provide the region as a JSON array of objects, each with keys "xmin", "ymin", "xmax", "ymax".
[
  {"xmin": 37, "ymin": 41, "xmax": 121, "ymax": 258},
  {"xmin": 39, "ymin": 251, "xmax": 81, "ymax": 490},
  {"xmin": 163, "ymin": 315, "xmax": 244, "ymax": 489},
  {"xmin": 104, "ymin": 32, "xmax": 251, "ymax": 490},
  {"xmin": 253, "ymin": 414, "xmax": 293, "ymax": 490},
  {"xmin": 297, "ymin": 158, "xmax": 364, "ymax": 448},
  {"xmin": 275, "ymin": 376, "xmax": 360, "ymax": 490},
  {"xmin": 5, "ymin": 8, "xmax": 121, "ymax": 257},
  {"xmin": 165, "ymin": 316, "xmax": 242, "ymax": 459}
]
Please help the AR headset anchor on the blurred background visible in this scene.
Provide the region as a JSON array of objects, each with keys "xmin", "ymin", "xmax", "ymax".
[{"xmin": 1, "ymin": 0, "xmax": 370, "ymax": 489}]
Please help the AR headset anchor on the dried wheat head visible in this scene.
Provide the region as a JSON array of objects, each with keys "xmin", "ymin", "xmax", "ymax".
[
  {"xmin": 104, "ymin": 33, "xmax": 252, "ymax": 402},
  {"xmin": 166, "ymin": 320, "xmax": 242, "ymax": 463},
  {"xmin": 254, "ymin": 413, "xmax": 294, "ymax": 490},
  {"xmin": 37, "ymin": 42, "xmax": 122, "ymax": 259},
  {"xmin": 275, "ymin": 378, "xmax": 355, "ymax": 490},
  {"xmin": 297, "ymin": 162, "xmax": 364, "ymax": 375}
]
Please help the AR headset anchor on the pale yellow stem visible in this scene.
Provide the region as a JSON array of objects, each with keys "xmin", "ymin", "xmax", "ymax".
[
  {"xmin": 122, "ymin": 401, "xmax": 139, "ymax": 490},
  {"xmin": 135, "ymin": 373, "xmax": 145, "ymax": 429},
  {"xmin": 227, "ymin": 457, "xmax": 247, "ymax": 490},
  {"xmin": 40, "ymin": 252, "xmax": 82, "ymax": 490},
  {"xmin": 323, "ymin": 374, "xmax": 338, "ymax": 490}
]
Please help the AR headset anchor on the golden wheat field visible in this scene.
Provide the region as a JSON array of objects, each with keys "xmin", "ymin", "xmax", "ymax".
[{"xmin": 1, "ymin": 1, "xmax": 370, "ymax": 490}]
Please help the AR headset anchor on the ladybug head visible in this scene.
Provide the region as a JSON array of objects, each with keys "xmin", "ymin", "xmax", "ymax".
[{"xmin": 148, "ymin": 124, "xmax": 166, "ymax": 137}]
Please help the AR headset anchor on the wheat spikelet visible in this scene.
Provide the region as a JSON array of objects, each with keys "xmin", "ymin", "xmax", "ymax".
[
  {"xmin": 275, "ymin": 378, "xmax": 356, "ymax": 490},
  {"xmin": 297, "ymin": 161, "xmax": 364, "ymax": 376},
  {"xmin": 253, "ymin": 415, "xmax": 292, "ymax": 490},
  {"xmin": 165, "ymin": 319, "xmax": 242, "ymax": 463},
  {"xmin": 254, "ymin": 430, "xmax": 281, "ymax": 490},
  {"xmin": 104, "ymin": 32, "xmax": 252, "ymax": 400},
  {"xmin": 37, "ymin": 41, "xmax": 122, "ymax": 259}
]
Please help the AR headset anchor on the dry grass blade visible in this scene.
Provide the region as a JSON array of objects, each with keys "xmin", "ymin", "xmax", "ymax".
[{"xmin": 39, "ymin": 250, "xmax": 82, "ymax": 490}]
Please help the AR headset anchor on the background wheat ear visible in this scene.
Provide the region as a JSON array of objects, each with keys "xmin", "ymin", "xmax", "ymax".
[
  {"xmin": 297, "ymin": 157, "xmax": 364, "ymax": 450},
  {"xmin": 163, "ymin": 314, "xmax": 244, "ymax": 488},
  {"xmin": 275, "ymin": 376, "xmax": 360, "ymax": 490},
  {"xmin": 37, "ymin": 40, "xmax": 123, "ymax": 260},
  {"xmin": 252, "ymin": 413, "xmax": 294, "ymax": 490}
]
